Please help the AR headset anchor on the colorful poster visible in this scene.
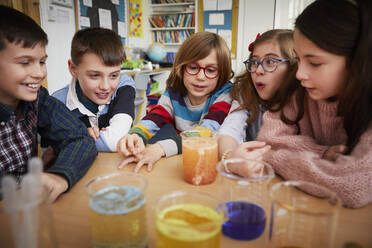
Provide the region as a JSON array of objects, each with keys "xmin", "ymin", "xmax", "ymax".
[{"xmin": 128, "ymin": 0, "xmax": 143, "ymax": 38}]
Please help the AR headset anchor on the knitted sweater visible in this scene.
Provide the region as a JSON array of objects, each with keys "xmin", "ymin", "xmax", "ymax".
[
  {"xmin": 257, "ymin": 93, "xmax": 372, "ymax": 208},
  {"xmin": 129, "ymin": 82, "xmax": 232, "ymax": 157}
]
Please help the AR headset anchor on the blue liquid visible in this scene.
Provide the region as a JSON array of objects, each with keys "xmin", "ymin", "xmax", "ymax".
[
  {"xmin": 222, "ymin": 201, "xmax": 266, "ymax": 240},
  {"xmin": 90, "ymin": 185, "xmax": 145, "ymax": 215}
]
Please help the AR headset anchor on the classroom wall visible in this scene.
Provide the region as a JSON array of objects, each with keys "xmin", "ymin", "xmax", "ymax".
[
  {"xmin": 39, "ymin": 0, "xmax": 296, "ymax": 93},
  {"xmin": 235, "ymin": 0, "xmax": 275, "ymax": 76},
  {"xmin": 39, "ymin": 0, "xmax": 153, "ymax": 94},
  {"xmin": 39, "ymin": 0, "xmax": 76, "ymax": 94}
]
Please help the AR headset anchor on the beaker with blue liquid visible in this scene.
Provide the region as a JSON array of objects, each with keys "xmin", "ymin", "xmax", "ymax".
[
  {"xmin": 217, "ymin": 159, "xmax": 274, "ymax": 245},
  {"xmin": 85, "ymin": 172, "xmax": 148, "ymax": 248}
]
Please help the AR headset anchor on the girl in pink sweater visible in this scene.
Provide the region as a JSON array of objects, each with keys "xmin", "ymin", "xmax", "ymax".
[{"xmin": 257, "ymin": 0, "xmax": 372, "ymax": 208}]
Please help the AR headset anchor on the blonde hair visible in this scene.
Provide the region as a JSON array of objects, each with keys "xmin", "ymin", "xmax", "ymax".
[{"xmin": 166, "ymin": 31, "xmax": 233, "ymax": 96}]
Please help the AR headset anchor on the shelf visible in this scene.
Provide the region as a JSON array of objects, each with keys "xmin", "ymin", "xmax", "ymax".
[
  {"xmin": 152, "ymin": 11, "xmax": 195, "ymax": 15},
  {"xmin": 163, "ymin": 43, "xmax": 182, "ymax": 46},
  {"xmin": 150, "ymin": 3, "xmax": 195, "ymax": 7},
  {"xmin": 149, "ymin": 0, "xmax": 197, "ymax": 56},
  {"xmin": 150, "ymin": 27, "xmax": 195, "ymax": 30}
]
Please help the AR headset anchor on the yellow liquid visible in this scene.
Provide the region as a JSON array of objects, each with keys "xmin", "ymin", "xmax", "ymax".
[
  {"xmin": 90, "ymin": 186, "xmax": 147, "ymax": 248},
  {"xmin": 156, "ymin": 203, "xmax": 223, "ymax": 248}
]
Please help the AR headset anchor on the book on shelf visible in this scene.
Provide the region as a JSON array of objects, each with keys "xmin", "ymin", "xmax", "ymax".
[
  {"xmin": 150, "ymin": 13, "xmax": 194, "ymax": 28},
  {"xmin": 152, "ymin": 30, "xmax": 194, "ymax": 44},
  {"xmin": 151, "ymin": 0, "xmax": 194, "ymax": 3},
  {"xmin": 166, "ymin": 52, "xmax": 176, "ymax": 63}
]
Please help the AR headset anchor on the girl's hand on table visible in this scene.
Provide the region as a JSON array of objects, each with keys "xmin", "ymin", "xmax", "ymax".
[
  {"xmin": 118, "ymin": 143, "xmax": 165, "ymax": 173},
  {"xmin": 221, "ymin": 141, "xmax": 271, "ymax": 178},
  {"xmin": 228, "ymin": 141, "xmax": 271, "ymax": 161},
  {"xmin": 225, "ymin": 159, "xmax": 265, "ymax": 178},
  {"xmin": 117, "ymin": 133, "xmax": 145, "ymax": 157}
]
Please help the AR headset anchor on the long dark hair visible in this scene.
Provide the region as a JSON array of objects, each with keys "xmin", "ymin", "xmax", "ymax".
[
  {"xmin": 294, "ymin": 0, "xmax": 372, "ymax": 153},
  {"xmin": 231, "ymin": 29, "xmax": 299, "ymax": 124}
]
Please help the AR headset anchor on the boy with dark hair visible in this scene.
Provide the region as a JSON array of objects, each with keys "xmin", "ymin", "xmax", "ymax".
[
  {"xmin": 52, "ymin": 27, "xmax": 135, "ymax": 152},
  {"xmin": 0, "ymin": 5, "xmax": 97, "ymax": 202}
]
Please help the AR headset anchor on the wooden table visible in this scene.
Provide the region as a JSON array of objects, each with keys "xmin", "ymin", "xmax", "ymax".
[{"xmin": 52, "ymin": 153, "xmax": 372, "ymax": 248}]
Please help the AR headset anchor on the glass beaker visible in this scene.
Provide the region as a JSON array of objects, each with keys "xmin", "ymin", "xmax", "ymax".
[
  {"xmin": 217, "ymin": 158, "xmax": 274, "ymax": 244},
  {"xmin": 181, "ymin": 128, "xmax": 218, "ymax": 185},
  {"xmin": 85, "ymin": 172, "xmax": 148, "ymax": 248},
  {"xmin": 269, "ymin": 181, "xmax": 341, "ymax": 248},
  {"xmin": 0, "ymin": 185, "xmax": 57, "ymax": 248},
  {"xmin": 154, "ymin": 190, "xmax": 226, "ymax": 248}
]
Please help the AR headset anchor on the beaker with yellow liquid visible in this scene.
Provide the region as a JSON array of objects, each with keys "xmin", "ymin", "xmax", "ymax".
[{"xmin": 155, "ymin": 190, "xmax": 226, "ymax": 248}]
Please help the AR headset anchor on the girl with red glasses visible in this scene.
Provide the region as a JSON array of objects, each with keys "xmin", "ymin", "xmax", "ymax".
[{"xmin": 117, "ymin": 32, "xmax": 233, "ymax": 172}]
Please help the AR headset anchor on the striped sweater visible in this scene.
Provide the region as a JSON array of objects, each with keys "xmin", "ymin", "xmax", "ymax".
[{"xmin": 129, "ymin": 82, "xmax": 233, "ymax": 157}]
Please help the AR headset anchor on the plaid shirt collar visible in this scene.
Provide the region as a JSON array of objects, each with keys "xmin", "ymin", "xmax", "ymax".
[{"xmin": 0, "ymin": 100, "xmax": 36, "ymax": 123}]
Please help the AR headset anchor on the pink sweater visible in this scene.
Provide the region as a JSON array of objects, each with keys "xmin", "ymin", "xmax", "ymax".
[{"xmin": 257, "ymin": 93, "xmax": 372, "ymax": 208}]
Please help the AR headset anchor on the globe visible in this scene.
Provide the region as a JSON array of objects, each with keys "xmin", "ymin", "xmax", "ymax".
[{"xmin": 147, "ymin": 43, "xmax": 167, "ymax": 62}]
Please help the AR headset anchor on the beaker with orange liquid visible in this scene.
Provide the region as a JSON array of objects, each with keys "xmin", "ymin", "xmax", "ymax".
[
  {"xmin": 155, "ymin": 190, "xmax": 226, "ymax": 248},
  {"xmin": 181, "ymin": 128, "xmax": 218, "ymax": 185}
]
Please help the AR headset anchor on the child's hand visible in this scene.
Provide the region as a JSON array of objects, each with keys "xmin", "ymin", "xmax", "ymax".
[
  {"xmin": 228, "ymin": 141, "xmax": 271, "ymax": 161},
  {"xmin": 322, "ymin": 145, "xmax": 347, "ymax": 161},
  {"xmin": 87, "ymin": 126, "xmax": 100, "ymax": 141},
  {"xmin": 117, "ymin": 134, "xmax": 145, "ymax": 157},
  {"xmin": 118, "ymin": 143, "xmax": 165, "ymax": 173},
  {"xmin": 225, "ymin": 159, "xmax": 265, "ymax": 178},
  {"xmin": 41, "ymin": 172, "xmax": 68, "ymax": 203},
  {"xmin": 42, "ymin": 146, "xmax": 56, "ymax": 170}
]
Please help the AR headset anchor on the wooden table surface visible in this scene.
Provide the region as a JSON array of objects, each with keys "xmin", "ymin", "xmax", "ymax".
[{"xmin": 52, "ymin": 153, "xmax": 372, "ymax": 248}]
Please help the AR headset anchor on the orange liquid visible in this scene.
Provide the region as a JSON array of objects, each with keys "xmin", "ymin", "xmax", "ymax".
[
  {"xmin": 182, "ymin": 139, "xmax": 218, "ymax": 185},
  {"xmin": 156, "ymin": 203, "xmax": 222, "ymax": 248}
]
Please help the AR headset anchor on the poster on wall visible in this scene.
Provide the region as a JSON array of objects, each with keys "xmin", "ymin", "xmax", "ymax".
[
  {"xmin": 202, "ymin": 0, "xmax": 236, "ymax": 57},
  {"xmin": 128, "ymin": 0, "xmax": 143, "ymax": 38},
  {"xmin": 77, "ymin": 0, "xmax": 128, "ymax": 44}
]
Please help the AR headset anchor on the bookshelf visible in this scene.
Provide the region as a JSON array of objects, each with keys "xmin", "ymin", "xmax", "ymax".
[{"xmin": 149, "ymin": 0, "xmax": 197, "ymax": 48}]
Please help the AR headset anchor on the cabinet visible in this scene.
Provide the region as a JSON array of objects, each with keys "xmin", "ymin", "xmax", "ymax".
[{"xmin": 149, "ymin": 0, "xmax": 197, "ymax": 47}]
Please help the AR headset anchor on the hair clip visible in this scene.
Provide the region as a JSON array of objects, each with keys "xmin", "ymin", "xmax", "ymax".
[{"xmin": 248, "ymin": 33, "xmax": 261, "ymax": 52}]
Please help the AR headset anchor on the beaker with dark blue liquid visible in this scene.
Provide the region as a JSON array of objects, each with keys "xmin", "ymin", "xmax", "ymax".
[{"xmin": 217, "ymin": 159, "xmax": 274, "ymax": 245}]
